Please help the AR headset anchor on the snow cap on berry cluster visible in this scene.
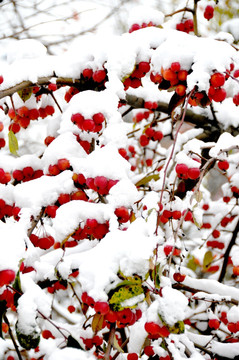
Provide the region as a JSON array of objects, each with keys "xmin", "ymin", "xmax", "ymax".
[{"xmin": 127, "ymin": 6, "xmax": 164, "ymax": 29}]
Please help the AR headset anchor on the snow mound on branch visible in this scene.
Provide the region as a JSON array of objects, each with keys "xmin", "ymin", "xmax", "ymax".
[
  {"xmin": 127, "ymin": 5, "xmax": 164, "ymax": 28},
  {"xmin": 6, "ymin": 39, "xmax": 47, "ymax": 64},
  {"xmin": 48, "ymin": 348, "xmax": 96, "ymax": 360},
  {"xmin": 0, "ymin": 222, "xmax": 26, "ymax": 271},
  {"xmin": 68, "ymin": 218, "xmax": 158, "ymax": 301}
]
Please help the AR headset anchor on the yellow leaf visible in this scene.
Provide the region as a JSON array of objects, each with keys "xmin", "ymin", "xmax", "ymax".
[
  {"xmin": 135, "ymin": 174, "xmax": 159, "ymax": 187},
  {"xmin": 8, "ymin": 131, "xmax": 19, "ymax": 156},
  {"xmin": 92, "ymin": 313, "xmax": 104, "ymax": 333},
  {"xmin": 203, "ymin": 251, "xmax": 213, "ymax": 270},
  {"xmin": 113, "ymin": 335, "xmax": 124, "ymax": 353},
  {"xmin": 17, "ymin": 87, "xmax": 33, "ymax": 102}
]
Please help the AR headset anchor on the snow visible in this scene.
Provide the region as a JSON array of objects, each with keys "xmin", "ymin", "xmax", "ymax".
[
  {"xmin": 48, "ymin": 348, "xmax": 96, "ymax": 360},
  {"xmin": 0, "ymin": 2, "xmax": 239, "ymax": 359}
]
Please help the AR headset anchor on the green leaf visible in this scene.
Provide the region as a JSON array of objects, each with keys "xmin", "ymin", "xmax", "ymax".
[
  {"xmin": 12, "ymin": 270, "xmax": 22, "ymax": 306},
  {"xmin": 203, "ymin": 251, "xmax": 213, "ymax": 270},
  {"xmin": 135, "ymin": 174, "xmax": 159, "ymax": 187},
  {"xmin": 187, "ymin": 255, "xmax": 198, "ymax": 272},
  {"xmin": 109, "ymin": 284, "xmax": 144, "ymax": 312},
  {"xmin": 67, "ymin": 335, "xmax": 83, "ymax": 349},
  {"xmin": 168, "ymin": 320, "xmax": 185, "ymax": 334},
  {"xmin": 8, "ymin": 131, "xmax": 19, "ymax": 156},
  {"xmin": 15, "ymin": 322, "xmax": 40, "ymax": 350},
  {"xmin": 17, "ymin": 87, "xmax": 33, "ymax": 102}
]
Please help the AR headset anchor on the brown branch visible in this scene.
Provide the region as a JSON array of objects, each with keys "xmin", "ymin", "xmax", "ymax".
[
  {"xmin": 218, "ymin": 219, "xmax": 239, "ymax": 283},
  {"xmin": 104, "ymin": 323, "xmax": 116, "ymax": 360},
  {"xmin": 165, "ymin": 7, "xmax": 194, "ymax": 17},
  {"xmin": 172, "ymin": 283, "xmax": 238, "ymax": 305},
  {"xmin": 4, "ymin": 314, "xmax": 23, "ymax": 360}
]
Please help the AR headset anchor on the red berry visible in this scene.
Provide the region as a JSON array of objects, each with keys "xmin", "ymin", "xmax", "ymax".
[
  {"xmin": 170, "ymin": 62, "xmax": 181, "ymax": 72},
  {"xmin": 139, "ymin": 134, "xmax": 149, "ymax": 147},
  {"xmin": 37, "ymin": 235, "xmax": 55, "ymax": 250},
  {"xmin": 175, "ymin": 163, "xmax": 189, "ymax": 179},
  {"xmin": 44, "ymin": 136, "xmax": 55, "ymax": 146},
  {"xmin": 208, "ymin": 318, "xmax": 220, "ymax": 330},
  {"xmin": 144, "ymin": 321, "xmax": 161, "ymax": 335},
  {"xmin": 93, "ymin": 112, "xmax": 105, "ymax": 124},
  {"xmin": 68, "ymin": 305, "xmax": 75, "ymax": 313},
  {"xmin": 92, "ymin": 70, "xmax": 106, "ymax": 83},
  {"xmin": 204, "ymin": 5, "xmax": 214, "ymax": 21},
  {"xmin": 45, "ymin": 205, "xmax": 58, "ymax": 218},
  {"xmin": 0, "ymin": 75, "xmax": 4, "ymax": 85},
  {"xmin": 210, "ymin": 73, "xmax": 225, "ymax": 88},
  {"xmin": 115, "ymin": 207, "xmax": 130, "ymax": 223},
  {"xmin": 82, "ymin": 68, "xmax": 93, "ymax": 79},
  {"xmin": 138, "ymin": 61, "xmax": 150, "ymax": 74},
  {"xmin": 176, "ymin": 84, "xmax": 186, "ymax": 96},
  {"xmin": 0, "ymin": 269, "xmax": 15, "ymax": 287},
  {"xmin": 217, "ymin": 160, "xmax": 229, "ymax": 171},
  {"xmin": 71, "ymin": 113, "xmax": 84, "ymax": 127},
  {"xmin": 13, "ymin": 169, "xmax": 24, "ymax": 182},
  {"xmin": 94, "ymin": 301, "xmax": 109, "ymax": 315},
  {"xmin": 144, "ymin": 345, "xmax": 154, "ymax": 356},
  {"xmin": 45, "ymin": 105, "xmax": 55, "ymax": 116},
  {"xmin": 57, "ymin": 158, "xmax": 70, "ymax": 171},
  {"xmin": 48, "ymin": 164, "xmax": 60, "ymax": 176},
  {"xmin": 173, "ymin": 272, "xmax": 186, "ymax": 282},
  {"xmin": 48, "ymin": 83, "xmax": 57, "ymax": 91},
  {"xmin": 94, "ymin": 176, "xmax": 108, "ymax": 191},
  {"xmin": 188, "ymin": 167, "xmax": 200, "ymax": 180},
  {"xmin": 233, "ymin": 93, "xmax": 239, "ymax": 106},
  {"xmin": 58, "ymin": 193, "xmax": 71, "ymax": 205},
  {"xmin": 164, "ymin": 245, "xmax": 173, "ymax": 256},
  {"xmin": 212, "ymin": 229, "xmax": 220, "ymax": 238},
  {"xmin": 83, "ymin": 119, "xmax": 95, "ymax": 132},
  {"xmin": 42, "ymin": 329, "xmax": 55, "ymax": 339},
  {"xmin": 172, "ymin": 210, "xmax": 181, "ymax": 220},
  {"xmin": 178, "ymin": 70, "xmax": 188, "ymax": 81},
  {"xmin": 127, "ymin": 353, "xmax": 138, "ymax": 360}
]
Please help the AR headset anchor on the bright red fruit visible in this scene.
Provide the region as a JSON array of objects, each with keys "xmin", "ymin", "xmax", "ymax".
[
  {"xmin": 82, "ymin": 68, "xmax": 93, "ymax": 79},
  {"xmin": 164, "ymin": 245, "xmax": 173, "ymax": 256},
  {"xmin": 115, "ymin": 207, "xmax": 130, "ymax": 223},
  {"xmin": 127, "ymin": 353, "xmax": 138, "ymax": 360},
  {"xmin": 217, "ymin": 160, "xmax": 229, "ymax": 171},
  {"xmin": 37, "ymin": 235, "xmax": 55, "ymax": 250},
  {"xmin": 42, "ymin": 329, "xmax": 55, "ymax": 339},
  {"xmin": 93, "ymin": 112, "xmax": 105, "ymax": 124},
  {"xmin": 188, "ymin": 167, "xmax": 200, "ymax": 180},
  {"xmin": 208, "ymin": 318, "xmax": 220, "ymax": 330},
  {"xmin": 94, "ymin": 301, "xmax": 109, "ymax": 315},
  {"xmin": 175, "ymin": 163, "xmax": 189, "ymax": 179},
  {"xmin": 0, "ymin": 75, "xmax": 4, "ymax": 84},
  {"xmin": 0, "ymin": 269, "xmax": 15, "ymax": 287},
  {"xmin": 173, "ymin": 272, "xmax": 186, "ymax": 282},
  {"xmin": 204, "ymin": 5, "xmax": 214, "ymax": 21},
  {"xmin": 139, "ymin": 134, "xmax": 149, "ymax": 147},
  {"xmin": 57, "ymin": 158, "xmax": 70, "ymax": 171},
  {"xmin": 144, "ymin": 321, "xmax": 161, "ymax": 335},
  {"xmin": 92, "ymin": 70, "xmax": 106, "ymax": 83},
  {"xmin": 210, "ymin": 73, "xmax": 225, "ymax": 88}
]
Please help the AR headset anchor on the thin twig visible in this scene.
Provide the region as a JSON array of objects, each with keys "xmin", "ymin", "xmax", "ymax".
[{"xmin": 4, "ymin": 314, "xmax": 23, "ymax": 360}]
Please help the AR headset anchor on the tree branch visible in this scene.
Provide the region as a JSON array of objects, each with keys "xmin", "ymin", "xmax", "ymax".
[{"xmin": 218, "ymin": 219, "xmax": 239, "ymax": 283}]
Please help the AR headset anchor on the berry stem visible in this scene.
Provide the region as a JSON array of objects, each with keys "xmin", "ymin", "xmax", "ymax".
[{"xmin": 193, "ymin": 0, "xmax": 199, "ymax": 36}]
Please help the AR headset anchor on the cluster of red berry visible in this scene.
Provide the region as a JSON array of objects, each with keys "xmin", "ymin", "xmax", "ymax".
[
  {"xmin": 8, "ymin": 105, "xmax": 55, "ymax": 131},
  {"xmin": 123, "ymin": 61, "xmax": 150, "ymax": 90},
  {"xmin": 13, "ymin": 166, "xmax": 43, "ymax": 182},
  {"xmin": 71, "ymin": 111, "xmax": 105, "ymax": 133}
]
